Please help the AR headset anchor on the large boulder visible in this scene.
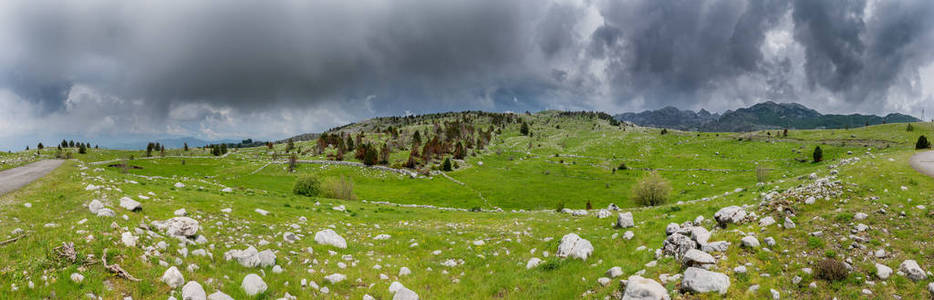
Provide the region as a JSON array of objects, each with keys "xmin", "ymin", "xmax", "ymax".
[
  {"xmin": 899, "ymin": 260, "xmax": 927, "ymax": 281},
  {"xmin": 241, "ymin": 274, "xmax": 267, "ymax": 296},
  {"xmin": 662, "ymin": 234, "xmax": 697, "ymax": 258},
  {"xmin": 616, "ymin": 212, "xmax": 635, "ymax": 228},
  {"xmin": 622, "ymin": 275, "xmax": 670, "ymax": 300},
  {"xmin": 556, "ymin": 233, "xmax": 594, "ymax": 260},
  {"xmin": 714, "ymin": 206, "xmax": 747, "ymax": 227},
  {"xmin": 681, "ymin": 267, "xmax": 730, "ymax": 295},
  {"xmin": 315, "ymin": 229, "xmax": 347, "ymax": 249},
  {"xmin": 182, "ymin": 281, "xmax": 207, "ymax": 300},
  {"xmin": 119, "ymin": 197, "xmax": 142, "ymax": 212}
]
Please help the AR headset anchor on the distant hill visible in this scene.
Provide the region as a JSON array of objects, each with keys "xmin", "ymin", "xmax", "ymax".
[
  {"xmin": 104, "ymin": 137, "xmax": 243, "ymax": 150},
  {"xmin": 615, "ymin": 101, "xmax": 921, "ymax": 132}
]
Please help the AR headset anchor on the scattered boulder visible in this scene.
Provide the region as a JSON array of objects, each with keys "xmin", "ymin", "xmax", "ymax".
[
  {"xmin": 740, "ymin": 236, "xmax": 760, "ymax": 248},
  {"xmin": 121, "ymin": 232, "xmax": 138, "ymax": 247},
  {"xmin": 662, "ymin": 234, "xmax": 697, "ymax": 258},
  {"xmin": 315, "ymin": 229, "xmax": 347, "ymax": 249},
  {"xmin": 606, "ymin": 266, "xmax": 623, "ymax": 278},
  {"xmin": 88, "ymin": 200, "xmax": 104, "ymax": 214},
  {"xmin": 207, "ymin": 291, "xmax": 234, "ymax": 300},
  {"xmin": 526, "ymin": 258, "xmax": 542, "ymax": 269},
  {"xmin": 681, "ymin": 267, "xmax": 730, "ymax": 295},
  {"xmin": 556, "ymin": 233, "xmax": 593, "ymax": 260},
  {"xmin": 688, "ymin": 227, "xmax": 711, "ymax": 245},
  {"xmin": 241, "ymin": 274, "xmax": 267, "ymax": 296},
  {"xmin": 898, "ymin": 260, "xmax": 927, "ymax": 281},
  {"xmin": 681, "ymin": 249, "xmax": 716, "ymax": 268},
  {"xmin": 875, "ymin": 263, "xmax": 892, "ymax": 280},
  {"xmin": 714, "ymin": 206, "xmax": 747, "ymax": 227},
  {"xmin": 621, "ymin": 275, "xmax": 670, "ymax": 300},
  {"xmin": 758, "ymin": 216, "xmax": 775, "ymax": 227},
  {"xmin": 665, "ymin": 223, "xmax": 681, "ymax": 235},
  {"xmin": 389, "ymin": 281, "xmax": 419, "ymax": 300},
  {"xmin": 119, "ymin": 197, "xmax": 141, "ymax": 211},
  {"xmin": 324, "ymin": 273, "xmax": 346, "ymax": 284},
  {"xmin": 616, "ymin": 212, "xmax": 635, "ymax": 228},
  {"xmin": 161, "ymin": 267, "xmax": 185, "ymax": 288},
  {"xmin": 182, "ymin": 281, "xmax": 207, "ymax": 300},
  {"xmin": 96, "ymin": 208, "xmax": 116, "ymax": 217},
  {"xmin": 700, "ymin": 241, "xmax": 730, "ymax": 253},
  {"xmin": 153, "ymin": 217, "xmax": 200, "ymax": 238}
]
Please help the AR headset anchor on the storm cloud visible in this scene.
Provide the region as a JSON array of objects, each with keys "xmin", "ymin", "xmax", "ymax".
[{"xmin": 2, "ymin": 0, "xmax": 934, "ymax": 147}]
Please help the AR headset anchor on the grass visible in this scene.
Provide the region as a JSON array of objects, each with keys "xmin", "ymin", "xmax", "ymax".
[{"xmin": 0, "ymin": 114, "xmax": 933, "ymax": 299}]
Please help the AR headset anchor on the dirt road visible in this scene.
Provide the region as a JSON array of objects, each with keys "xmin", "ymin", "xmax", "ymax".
[
  {"xmin": 0, "ymin": 159, "xmax": 63, "ymax": 196},
  {"xmin": 909, "ymin": 150, "xmax": 934, "ymax": 178}
]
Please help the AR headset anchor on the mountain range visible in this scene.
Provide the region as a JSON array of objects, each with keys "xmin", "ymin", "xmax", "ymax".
[{"xmin": 614, "ymin": 101, "xmax": 921, "ymax": 132}]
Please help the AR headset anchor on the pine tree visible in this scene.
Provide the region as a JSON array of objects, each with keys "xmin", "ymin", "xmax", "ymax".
[
  {"xmin": 146, "ymin": 143, "xmax": 154, "ymax": 157},
  {"xmin": 37, "ymin": 143, "xmax": 44, "ymax": 150},
  {"xmin": 520, "ymin": 122, "xmax": 530, "ymax": 136},
  {"xmin": 442, "ymin": 157, "xmax": 453, "ymax": 171},
  {"xmin": 286, "ymin": 138, "xmax": 295, "ymax": 152},
  {"xmin": 813, "ymin": 146, "xmax": 823, "ymax": 163},
  {"xmin": 184, "ymin": 143, "xmax": 189, "ymax": 151},
  {"xmin": 78, "ymin": 143, "xmax": 87, "ymax": 154}
]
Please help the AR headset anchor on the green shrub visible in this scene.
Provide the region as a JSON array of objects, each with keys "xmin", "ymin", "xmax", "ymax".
[
  {"xmin": 812, "ymin": 146, "xmax": 823, "ymax": 163},
  {"xmin": 293, "ymin": 175, "xmax": 321, "ymax": 197},
  {"xmin": 906, "ymin": 123, "xmax": 915, "ymax": 132},
  {"xmin": 916, "ymin": 135, "xmax": 930, "ymax": 149},
  {"xmin": 632, "ymin": 172, "xmax": 671, "ymax": 207},
  {"xmin": 322, "ymin": 175, "xmax": 356, "ymax": 200},
  {"xmin": 815, "ymin": 258, "xmax": 848, "ymax": 281}
]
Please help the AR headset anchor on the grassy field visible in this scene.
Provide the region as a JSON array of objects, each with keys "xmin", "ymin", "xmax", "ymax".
[{"xmin": 1, "ymin": 114, "xmax": 932, "ymax": 299}]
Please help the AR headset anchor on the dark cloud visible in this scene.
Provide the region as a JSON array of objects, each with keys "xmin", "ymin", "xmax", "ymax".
[{"xmin": 1, "ymin": 0, "xmax": 934, "ymax": 146}]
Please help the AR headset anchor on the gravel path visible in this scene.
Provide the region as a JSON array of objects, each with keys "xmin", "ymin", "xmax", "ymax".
[
  {"xmin": 0, "ymin": 159, "xmax": 64, "ymax": 196},
  {"xmin": 909, "ymin": 150, "xmax": 934, "ymax": 178}
]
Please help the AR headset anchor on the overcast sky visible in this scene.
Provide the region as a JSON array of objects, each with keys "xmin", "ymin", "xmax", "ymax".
[{"xmin": 3, "ymin": 0, "xmax": 934, "ymax": 149}]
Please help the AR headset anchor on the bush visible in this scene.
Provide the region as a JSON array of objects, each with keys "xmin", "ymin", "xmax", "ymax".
[
  {"xmin": 585, "ymin": 200, "xmax": 592, "ymax": 210},
  {"xmin": 916, "ymin": 135, "xmax": 931, "ymax": 149},
  {"xmin": 815, "ymin": 258, "xmax": 849, "ymax": 281},
  {"xmin": 322, "ymin": 175, "xmax": 356, "ymax": 201},
  {"xmin": 292, "ymin": 175, "xmax": 321, "ymax": 197},
  {"xmin": 632, "ymin": 172, "xmax": 671, "ymax": 207},
  {"xmin": 812, "ymin": 146, "xmax": 823, "ymax": 163},
  {"xmin": 660, "ymin": 128, "xmax": 668, "ymax": 135},
  {"xmin": 617, "ymin": 163, "xmax": 628, "ymax": 170},
  {"xmin": 907, "ymin": 123, "xmax": 915, "ymax": 132}
]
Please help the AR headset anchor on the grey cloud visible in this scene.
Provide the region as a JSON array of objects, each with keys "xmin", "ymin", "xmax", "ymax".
[{"xmin": 2, "ymin": 0, "xmax": 934, "ymax": 145}]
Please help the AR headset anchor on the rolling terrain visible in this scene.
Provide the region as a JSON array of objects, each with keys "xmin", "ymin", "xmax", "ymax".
[{"xmin": 1, "ymin": 111, "xmax": 933, "ymax": 299}]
